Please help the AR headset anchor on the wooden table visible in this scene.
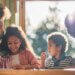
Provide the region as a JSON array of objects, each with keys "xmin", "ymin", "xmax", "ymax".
[{"xmin": 0, "ymin": 69, "xmax": 75, "ymax": 75}]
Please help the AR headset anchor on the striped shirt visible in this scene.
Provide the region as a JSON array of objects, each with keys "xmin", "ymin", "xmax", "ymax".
[{"xmin": 45, "ymin": 56, "xmax": 75, "ymax": 69}]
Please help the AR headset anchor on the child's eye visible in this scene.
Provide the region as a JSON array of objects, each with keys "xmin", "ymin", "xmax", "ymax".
[{"xmin": 14, "ymin": 42, "xmax": 18, "ymax": 44}]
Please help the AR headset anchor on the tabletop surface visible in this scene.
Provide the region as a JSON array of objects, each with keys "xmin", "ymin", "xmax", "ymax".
[{"xmin": 0, "ymin": 68, "xmax": 75, "ymax": 75}]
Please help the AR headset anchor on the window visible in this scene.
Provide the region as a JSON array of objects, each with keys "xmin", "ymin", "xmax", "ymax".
[{"xmin": 25, "ymin": 1, "xmax": 75, "ymax": 57}]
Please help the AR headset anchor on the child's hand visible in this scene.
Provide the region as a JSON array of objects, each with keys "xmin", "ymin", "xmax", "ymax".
[
  {"xmin": 41, "ymin": 52, "xmax": 46, "ymax": 68},
  {"xmin": 41, "ymin": 52, "xmax": 46, "ymax": 61}
]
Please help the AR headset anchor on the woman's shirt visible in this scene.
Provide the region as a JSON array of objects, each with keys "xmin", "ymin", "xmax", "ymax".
[{"xmin": 0, "ymin": 49, "xmax": 40, "ymax": 69}]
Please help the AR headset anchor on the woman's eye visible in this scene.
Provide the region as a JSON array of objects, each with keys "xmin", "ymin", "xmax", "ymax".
[{"xmin": 8, "ymin": 42, "xmax": 12, "ymax": 45}]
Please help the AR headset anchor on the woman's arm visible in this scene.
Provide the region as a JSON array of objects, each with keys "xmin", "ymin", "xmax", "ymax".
[{"xmin": 12, "ymin": 64, "xmax": 40, "ymax": 69}]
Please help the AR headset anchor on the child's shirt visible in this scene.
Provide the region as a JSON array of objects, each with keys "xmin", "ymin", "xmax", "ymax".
[{"xmin": 45, "ymin": 55, "xmax": 75, "ymax": 69}]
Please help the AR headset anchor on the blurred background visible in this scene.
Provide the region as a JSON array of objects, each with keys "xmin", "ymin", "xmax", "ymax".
[
  {"xmin": 25, "ymin": 1, "xmax": 75, "ymax": 57},
  {"xmin": 1, "ymin": 0, "xmax": 75, "ymax": 57}
]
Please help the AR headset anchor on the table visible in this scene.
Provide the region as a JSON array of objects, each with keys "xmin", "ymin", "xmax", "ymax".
[{"xmin": 0, "ymin": 69, "xmax": 75, "ymax": 75}]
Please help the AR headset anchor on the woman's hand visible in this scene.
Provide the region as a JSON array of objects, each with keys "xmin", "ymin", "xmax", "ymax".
[
  {"xmin": 12, "ymin": 64, "xmax": 25, "ymax": 69},
  {"xmin": 12, "ymin": 64, "xmax": 36, "ymax": 69}
]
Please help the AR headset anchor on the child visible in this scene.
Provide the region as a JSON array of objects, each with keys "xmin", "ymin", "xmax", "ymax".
[
  {"xmin": 0, "ymin": 25, "xmax": 40, "ymax": 69},
  {"xmin": 41, "ymin": 32, "xmax": 75, "ymax": 69}
]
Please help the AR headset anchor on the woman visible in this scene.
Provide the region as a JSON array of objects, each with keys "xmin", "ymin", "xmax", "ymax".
[{"xmin": 0, "ymin": 25, "xmax": 40, "ymax": 69}]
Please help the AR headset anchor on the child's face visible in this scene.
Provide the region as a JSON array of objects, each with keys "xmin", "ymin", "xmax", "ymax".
[
  {"xmin": 48, "ymin": 40, "xmax": 62, "ymax": 57},
  {"xmin": 7, "ymin": 36, "xmax": 21, "ymax": 54}
]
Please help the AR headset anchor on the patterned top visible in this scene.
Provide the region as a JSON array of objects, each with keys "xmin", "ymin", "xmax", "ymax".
[
  {"xmin": 45, "ymin": 55, "xmax": 75, "ymax": 69},
  {"xmin": 0, "ymin": 49, "xmax": 40, "ymax": 69}
]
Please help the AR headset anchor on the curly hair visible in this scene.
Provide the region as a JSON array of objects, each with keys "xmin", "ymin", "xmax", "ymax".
[
  {"xmin": 1, "ymin": 25, "xmax": 27, "ymax": 55},
  {"xmin": 47, "ymin": 32, "xmax": 68, "ymax": 53}
]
